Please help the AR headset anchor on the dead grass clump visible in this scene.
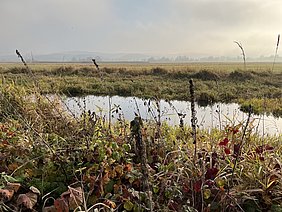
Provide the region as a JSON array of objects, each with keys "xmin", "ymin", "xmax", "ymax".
[
  {"xmin": 62, "ymin": 85, "xmax": 85, "ymax": 96},
  {"xmin": 250, "ymin": 70, "xmax": 271, "ymax": 77},
  {"xmin": 197, "ymin": 91, "xmax": 216, "ymax": 106},
  {"xmin": 168, "ymin": 70, "xmax": 193, "ymax": 79},
  {"xmin": 51, "ymin": 66, "xmax": 74, "ymax": 76},
  {"xmin": 191, "ymin": 69, "xmax": 220, "ymax": 81},
  {"xmin": 151, "ymin": 67, "xmax": 168, "ymax": 75},
  {"xmin": 6, "ymin": 67, "xmax": 27, "ymax": 74},
  {"xmin": 79, "ymin": 66, "xmax": 98, "ymax": 74},
  {"xmin": 228, "ymin": 69, "xmax": 254, "ymax": 81},
  {"xmin": 101, "ymin": 67, "xmax": 116, "ymax": 74}
]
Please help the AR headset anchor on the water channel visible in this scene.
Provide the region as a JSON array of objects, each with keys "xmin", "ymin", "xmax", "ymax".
[{"xmin": 63, "ymin": 95, "xmax": 282, "ymax": 136}]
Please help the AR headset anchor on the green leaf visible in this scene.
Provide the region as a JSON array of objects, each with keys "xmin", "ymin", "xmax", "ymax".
[
  {"xmin": 111, "ymin": 142, "xmax": 118, "ymax": 149},
  {"xmin": 215, "ymin": 177, "xmax": 225, "ymax": 188},
  {"xmin": 203, "ymin": 189, "xmax": 211, "ymax": 199},
  {"xmin": 3, "ymin": 174, "xmax": 18, "ymax": 183},
  {"xmin": 153, "ymin": 185, "xmax": 159, "ymax": 194},
  {"xmin": 122, "ymin": 143, "xmax": 131, "ymax": 152},
  {"xmin": 133, "ymin": 204, "xmax": 142, "ymax": 212},
  {"xmin": 124, "ymin": 200, "xmax": 134, "ymax": 211},
  {"xmin": 242, "ymin": 200, "xmax": 261, "ymax": 212},
  {"xmin": 112, "ymin": 152, "xmax": 121, "ymax": 161},
  {"xmin": 271, "ymin": 205, "xmax": 282, "ymax": 212},
  {"xmin": 105, "ymin": 180, "xmax": 115, "ymax": 193}
]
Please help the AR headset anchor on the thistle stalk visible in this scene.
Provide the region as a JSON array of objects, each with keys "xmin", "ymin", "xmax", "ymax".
[{"xmin": 189, "ymin": 79, "xmax": 197, "ymax": 160}]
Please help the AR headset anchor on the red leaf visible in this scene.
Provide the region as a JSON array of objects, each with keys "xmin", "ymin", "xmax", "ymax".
[
  {"xmin": 233, "ymin": 144, "xmax": 240, "ymax": 156},
  {"xmin": 182, "ymin": 183, "xmax": 190, "ymax": 193},
  {"xmin": 168, "ymin": 200, "xmax": 179, "ymax": 211},
  {"xmin": 265, "ymin": 145, "xmax": 274, "ymax": 151},
  {"xmin": 256, "ymin": 145, "xmax": 274, "ymax": 154},
  {"xmin": 224, "ymin": 148, "xmax": 231, "ymax": 155},
  {"xmin": 233, "ymin": 128, "xmax": 239, "ymax": 134},
  {"xmin": 193, "ymin": 180, "xmax": 202, "ymax": 192},
  {"xmin": 205, "ymin": 168, "xmax": 219, "ymax": 180},
  {"xmin": 274, "ymin": 163, "xmax": 281, "ymax": 170},
  {"xmin": 255, "ymin": 146, "xmax": 264, "ymax": 154},
  {"xmin": 219, "ymin": 138, "xmax": 229, "ymax": 146},
  {"xmin": 124, "ymin": 163, "xmax": 132, "ymax": 172},
  {"xmin": 212, "ymin": 152, "xmax": 218, "ymax": 159},
  {"xmin": 54, "ymin": 198, "xmax": 69, "ymax": 212}
]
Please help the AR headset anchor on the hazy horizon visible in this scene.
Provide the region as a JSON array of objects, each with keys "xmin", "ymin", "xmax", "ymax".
[{"xmin": 1, "ymin": 0, "xmax": 281, "ymax": 58}]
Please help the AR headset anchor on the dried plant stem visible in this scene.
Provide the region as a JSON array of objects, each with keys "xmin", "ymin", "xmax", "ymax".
[
  {"xmin": 229, "ymin": 105, "xmax": 252, "ymax": 193},
  {"xmin": 108, "ymin": 96, "xmax": 112, "ymax": 131},
  {"xmin": 156, "ymin": 99, "xmax": 161, "ymax": 139},
  {"xmin": 16, "ymin": 49, "xmax": 38, "ymax": 87},
  {"xmin": 189, "ymin": 79, "xmax": 197, "ymax": 160},
  {"xmin": 234, "ymin": 41, "xmax": 246, "ymax": 71},
  {"xmin": 272, "ymin": 34, "xmax": 280, "ymax": 71}
]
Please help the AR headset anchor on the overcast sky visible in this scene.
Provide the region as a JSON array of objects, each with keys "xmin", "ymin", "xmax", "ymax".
[{"xmin": 1, "ymin": 0, "xmax": 281, "ymax": 57}]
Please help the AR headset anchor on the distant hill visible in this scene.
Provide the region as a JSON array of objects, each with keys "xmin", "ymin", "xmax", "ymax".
[
  {"xmin": 0, "ymin": 51, "xmax": 281, "ymax": 63},
  {"xmin": 0, "ymin": 51, "xmax": 152, "ymax": 63}
]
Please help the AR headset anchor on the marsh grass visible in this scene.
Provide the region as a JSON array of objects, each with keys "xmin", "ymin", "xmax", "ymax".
[{"xmin": 1, "ymin": 62, "xmax": 281, "ymax": 117}]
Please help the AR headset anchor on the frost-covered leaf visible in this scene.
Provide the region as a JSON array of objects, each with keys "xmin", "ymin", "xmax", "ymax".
[
  {"xmin": 61, "ymin": 187, "xmax": 83, "ymax": 210},
  {"xmin": 0, "ymin": 189, "xmax": 14, "ymax": 202},
  {"xmin": 54, "ymin": 198, "xmax": 69, "ymax": 212},
  {"xmin": 30, "ymin": 186, "xmax": 40, "ymax": 195},
  {"xmin": 6, "ymin": 182, "xmax": 21, "ymax": 193},
  {"xmin": 43, "ymin": 205, "xmax": 57, "ymax": 212},
  {"xmin": 17, "ymin": 194, "xmax": 33, "ymax": 209},
  {"xmin": 17, "ymin": 186, "xmax": 40, "ymax": 209}
]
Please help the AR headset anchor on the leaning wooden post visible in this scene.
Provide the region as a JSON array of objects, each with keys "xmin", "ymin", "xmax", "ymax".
[{"xmin": 130, "ymin": 116, "xmax": 153, "ymax": 211}]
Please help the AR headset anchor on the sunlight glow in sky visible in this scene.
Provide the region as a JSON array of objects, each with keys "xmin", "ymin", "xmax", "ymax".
[{"xmin": 1, "ymin": 0, "xmax": 281, "ymax": 57}]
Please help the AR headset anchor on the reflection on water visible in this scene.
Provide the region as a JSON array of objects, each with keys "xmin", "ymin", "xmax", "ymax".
[{"xmin": 63, "ymin": 95, "xmax": 282, "ymax": 136}]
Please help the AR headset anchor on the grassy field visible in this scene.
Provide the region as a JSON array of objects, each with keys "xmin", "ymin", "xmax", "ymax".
[{"xmin": 0, "ymin": 62, "xmax": 281, "ymax": 117}]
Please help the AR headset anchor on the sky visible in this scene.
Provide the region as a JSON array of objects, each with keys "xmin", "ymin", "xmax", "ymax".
[{"xmin": 0, "ymin": 0, "xmax": 281, "ymax": 57}]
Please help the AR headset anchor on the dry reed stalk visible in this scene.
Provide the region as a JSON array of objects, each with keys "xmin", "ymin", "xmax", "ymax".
[
  {"xmin": 272, "ymin": 34, "xmax": 280, "ymax": 71},
  {"xmin": 234, "ymin": 41, "xmax": 246, "ymax": 71},
  {"xmin": 229, "ymin": 105, "xmax": 252, "ymax": 194}
]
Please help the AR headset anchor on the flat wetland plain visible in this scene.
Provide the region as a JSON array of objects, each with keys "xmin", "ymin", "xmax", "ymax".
[
  {"xmin": 1, "ymin": 62, "xmax": 282, "ymax": 211},
  {"xmin": 0, "ymin": 62, "xmax": 281, "ymax": 116}
]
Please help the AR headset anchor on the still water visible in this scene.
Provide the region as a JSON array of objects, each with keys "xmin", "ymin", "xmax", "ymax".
[{"xmin": 63, "ymin": 95, "xmax": 282, "ymax": 136}]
